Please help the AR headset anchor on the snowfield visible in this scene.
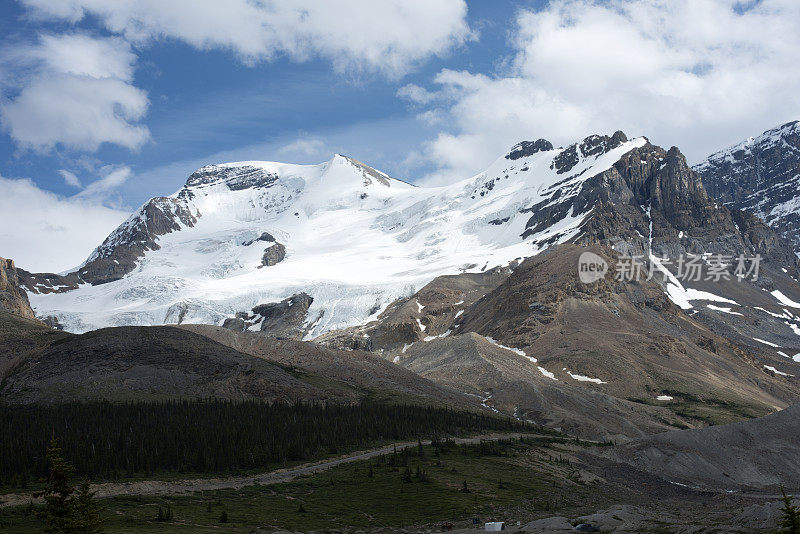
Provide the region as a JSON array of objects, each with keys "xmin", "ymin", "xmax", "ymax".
[{"xmin": 30, "ymin": 140, "xmax": 647, "ymax": 336}]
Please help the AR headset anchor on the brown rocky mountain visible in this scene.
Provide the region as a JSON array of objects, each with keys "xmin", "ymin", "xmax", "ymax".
[
  {"xmin": 381, "ymin": 245, "xmax": 799, "ymax": 439},
  {"xmin": 312, "ymin": 134, "xmax": 800, "ymax": 438},
  {"xmin": 0, "ymin": 310, "xmax": 475, "ymax": 409}
]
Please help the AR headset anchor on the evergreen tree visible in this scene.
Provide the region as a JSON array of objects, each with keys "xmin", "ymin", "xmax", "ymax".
[
  {"xmin": 779, "ymin": 486, "xmax": 800, "ymax": 534},
  {"xmin": 37, "ymin": 438, "xmax": 76, "ymax": 534},
  {"xmin": 72, "ymin": 478, "xmax": 103, "ymax": 533},
  {"xmin": 36, "ymin": 439, "xmax": 103, "ymax": 534}
]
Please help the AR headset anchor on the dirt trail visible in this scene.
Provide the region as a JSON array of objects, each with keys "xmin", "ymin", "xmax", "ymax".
[{"xmin": 0, "ymin": 433, "xmax": 537, "ymax": 509}]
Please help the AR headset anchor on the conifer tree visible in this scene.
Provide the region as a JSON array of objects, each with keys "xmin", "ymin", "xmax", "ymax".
[
  {"xmin": 36, "ymin": 439, "xmax": 103, "ymax": 534},
  {"xmin": 37, "ymin": 438, "xmax": 76, "ymax": 534},
  {"xmin": 779, "ymin": 486, "xmax": 800, "ymax": 534},
  {"xmin": 72, "ymin": 478, "xmax": 103, "ymax": 533}
]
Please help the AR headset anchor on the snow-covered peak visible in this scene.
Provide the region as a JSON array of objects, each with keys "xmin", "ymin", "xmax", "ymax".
[
  {"xmin": 696, "ymin": 120, "xmax": 799, "ymax": 172},
  {"xmin": 31, "ymin": 132, "xmax": 649, "ymax": 335},
  {"xmin": 182, "ymin": 154, "xmax": 411, "ymax": 193}
]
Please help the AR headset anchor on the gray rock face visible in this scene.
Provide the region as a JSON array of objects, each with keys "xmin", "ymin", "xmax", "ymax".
[
  {"xmin": 505, "ymin": 139, "xmax": 553, "ymax": 160},
  {"xmin": 17, "ymin": 269, "xmax": 80, "ymax": 295},
  {"xmin": 696, "ymin": 120, "xmax": 800, "ymax": 255},
  {"xmin": 185, "ymin": 164, "xmax": 279, "ymax": 190},
  {"xmin": 0, "ymin": 258, "xmax": 35, "ymax": 319},
  {"xmin": 337, "ymin": 155, "xmax": 395, "ymax": 187},
  {"xmin": 221, "ymin": 317, "xmax": 247, "ymax": 332},
  {"xmin": 514, "ymin": 132, "xmax": 799, "ymax": 268},
  {"xmin": 261, "ymin": 243, "xmax": 286, "ymax": 267},
  {"xmin": 78, "ymin": 197, "xmax": 198, "ymax": 286},
  {"xmin": 251, "ymin": 292, "xmax": 314, "ymax": 339}
]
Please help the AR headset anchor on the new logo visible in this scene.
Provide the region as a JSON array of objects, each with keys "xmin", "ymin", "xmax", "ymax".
[{"xmin": 578, "ymin": 251, "xmax": 608, "ymax": 283}]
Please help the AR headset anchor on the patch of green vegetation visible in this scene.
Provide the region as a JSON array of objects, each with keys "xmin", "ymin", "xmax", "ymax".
[
  {"xmin": 633, "ymin": 384, "xmax": 771, "ymax": 427},
  {"xmin": 0, "ymin": 438, "xmax": 611, "ymax": 534}
]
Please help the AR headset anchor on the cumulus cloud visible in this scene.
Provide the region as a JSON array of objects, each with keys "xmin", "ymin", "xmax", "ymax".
[
  {"xmin": 21, "ymin": 0, "xmax": 473, "ymax": 78},
  {"xmin": 0, "ymin": 33, "xmax": 150, "ymax": 152},
  {"xmin": 405, "ymin": 0, "xmax": 800, "ymax": 185},
  {"xmin": 0, "ymin": 176, "xmax": 129, "ymax": 272},
  {"xmin": 32, "ymin": 33, "xmax": 137, "ymax": 80}
]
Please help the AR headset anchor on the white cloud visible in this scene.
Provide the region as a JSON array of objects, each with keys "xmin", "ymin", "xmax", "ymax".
[
  {"xmin": 32, "ymin": 33, "xmax": 136, "ymax": 80},
  {"xmin": 397, "ymin": 84, "xmax": 439, "ymax": 105},
  {"xmin": 77, "ymin": 166, "xmax": 132, "ymax": 199},
  {"xmin": 278, "ymin": 137, "xmax": 327, "ymax": 159},
  {"xmin": 2, "ymin": 75, "xmax": 149, "ymax": 152},
  {"xmin": 58, "ymin": 169, "xmax": 81, "ymax": 188},
  {"xmin": 0, "ymin": 176, "xmax": 129, "ymax": 272},
  {"xmin": 405, "ymin": 0, "xmax": 800, "ymax": 184},
  {"xmin": 0, "ymin": 33, "xmax": 150, "ymax": 152},
  {"xmin": 21, "ymin": 0, "xmax": 473, "ymax": 79}
]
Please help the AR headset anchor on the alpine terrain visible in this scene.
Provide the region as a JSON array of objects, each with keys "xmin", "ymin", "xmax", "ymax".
[{"xmin": 4, "ymin": 128, "xmax": 800, "ymax": 532}]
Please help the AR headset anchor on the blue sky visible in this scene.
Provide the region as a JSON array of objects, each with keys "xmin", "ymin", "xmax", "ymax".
[
  {"xmin": 1, "ymin": 0, "xmax": 799, "ymax": 272},
  {"xmin": 0, "ymin": 1, "xmax": 531, "ymax": 205}
]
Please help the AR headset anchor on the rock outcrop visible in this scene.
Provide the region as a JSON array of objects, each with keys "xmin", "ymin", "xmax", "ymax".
[
  {"xmin": 572, "ymin": 139, "xmax": 798, "ymax": 268},
  {"xmin": 221, "ymin": 293, "xmax": 315, "ymax": 339},
  {"xmin": 0, "ymin": 258, "xmax": 35, "ymax": 319},
  {"xmin": 261, "ymin": 243, "xmax": 286, "ymax": 267},
  {"xmin": 252, "ymin": 293, "xmax": 313, "ymax": 339},
  {"xmin": 79, "ymin": 197, "xmax": 198, "ymax": 285}
]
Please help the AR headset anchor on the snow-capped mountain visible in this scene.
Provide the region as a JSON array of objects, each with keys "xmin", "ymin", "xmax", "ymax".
[
  {"xmin": 26, "ymin": 134, "xmax": 646, "ymax": 335},
  {"xmin": 14, "ymin": 128, "xmax": 800, "ymax": 436},
  {"xmin": 696, "ymin": 120, "xmax": 800, "ymax": 256},
  {"xmin": 24, "ymin": 128, "xmax": 800, "ymax": 342}
]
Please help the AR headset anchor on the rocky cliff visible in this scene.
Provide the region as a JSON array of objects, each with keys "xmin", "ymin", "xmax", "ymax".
[{"xmin": 0, "ymin": 258, "xmax": 35, "ymax": 319}]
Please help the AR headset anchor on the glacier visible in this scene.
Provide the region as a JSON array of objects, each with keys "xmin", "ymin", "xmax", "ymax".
[{"xmin": 29, "ymin": 137, "xmax": 647, "ymax": 336}]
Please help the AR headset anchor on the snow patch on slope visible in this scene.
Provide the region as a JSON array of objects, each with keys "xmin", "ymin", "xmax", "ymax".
[
  {"xmin": 772, "ymin": 290, "xmax": 800, "ymax": 309},
  {"xmin": 763, "ymin": 365, "xmax": 794, "ymax": 377},
  {"xmin": 753, "ymin": 337, "xmax": 781, "ymax": 348},
  {"xmin": 538, "ymin": 367, "xmax": 558, "ymax": 380},
  {"xmin": 484, "ymin": 336, "xmax": 531, "ymax": 360},
  {"xmin": 563, "ymin": 368, "xmax": 606, "ymax": 384}
]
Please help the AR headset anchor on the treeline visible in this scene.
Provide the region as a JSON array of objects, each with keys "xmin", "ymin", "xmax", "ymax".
[{"xmin": 0, "ymin": 400, "xmax": 530, "ymax": 487}]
